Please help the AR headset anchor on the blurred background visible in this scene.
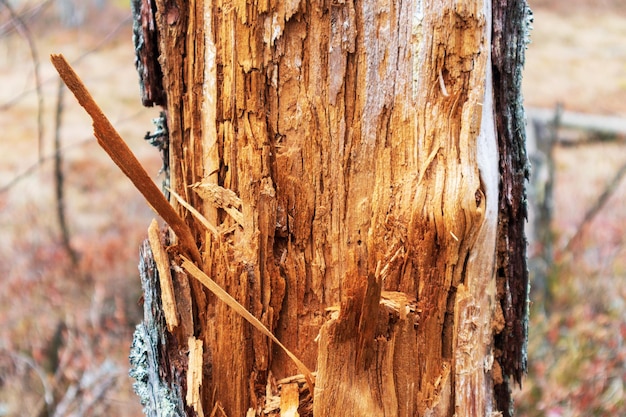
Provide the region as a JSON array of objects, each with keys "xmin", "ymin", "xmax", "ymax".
[{"xmin": 0, "ymin": 1, "xmax": 624, "ymax": 416}]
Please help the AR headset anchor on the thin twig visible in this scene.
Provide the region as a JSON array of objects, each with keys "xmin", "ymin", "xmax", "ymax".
[
  {"xmin": 169, "ymin": 188, "xmax": 220, "ymax": 238},
  {"xmin": 4, "ymin": 351, "xmax": 54, "ymax": 412},
  {"xmin": 53, "ymin": 76, "xmax": 78, "ymax": 265},
  {"xmin": 563, "ymin": 160, "xmax": 626, "ymax": 254},
  {"xmin": 0, "ymin": 0, "xmax": 52, "ymax": 37},
  {"xmin": 0, "ymin": 0, "xmax": 45, "ymax": 161},
  {"xmin": 0, "ymin": 137, "xmax": 93, "ymax": 194},
  {"xmin": 0, "ymin": 107, "xmax": 147, "ymax": 194},
  {"xmin": 0, "ymin": 13, "xmax": 132, "ymax": 111}
]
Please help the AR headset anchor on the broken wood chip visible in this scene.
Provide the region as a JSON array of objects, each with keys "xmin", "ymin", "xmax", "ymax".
[
  {"xmin": 191, "ymin": 181, "xmax": 244, "ymax": 226},
  {"xmin": 186, "ymin": 336, "xmax": 205, "ymax": 417},
  {"xmin": 263, "ymin": 372, "xmax": 318, "ymax": 415},
  {"xmin": 279, "ymin": 382, "xmax": 300, "ymax": 417},
  {"xmin": 168, "ymin": 188, "xmax": 220, "ymax": 238},
  {"xmin": 275, "ymin": 372, "xmax": 318, "ymax": 387},
  {"xmin": 192, "ymin": 181, "xmax": 241, "ymax": 208}
]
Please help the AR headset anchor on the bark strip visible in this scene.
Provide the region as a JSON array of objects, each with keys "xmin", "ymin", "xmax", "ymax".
[
  {"xmin": 492, "ymin": 0, "xmax": 532, "ymax": 386},
  {"xmin": 129, "ymin": 241, "xmax": 186, "ymax": 417},
  {"xmin": 131, "ymin": 0, "xmax": 166, "ymax": 107},
  {"xmin": 492, "ymin": 0, "xmax": 532, "ymax": 414}
]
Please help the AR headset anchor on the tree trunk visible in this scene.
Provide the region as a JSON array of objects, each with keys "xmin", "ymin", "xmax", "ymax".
[{"xmin": 130, "ymin": 0, "xmax": 531, "ymax": 416}]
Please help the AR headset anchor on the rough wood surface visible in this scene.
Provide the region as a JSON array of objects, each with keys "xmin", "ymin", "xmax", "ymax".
[
  {"xmin": 148, "ymin": 219, "xmax": 179, "ymax": 332},
  {"xmin": 278, "ymin": 382, "xmax": 300, "ymax": 417},
  {"xmin": 492, "ymin": 1, "xmax": 532, "ymax": 414},
  {"xmin": 314, "ymin": 292, "xmax": 422, "ymax": 416},
  {"xmin": 123, "ymin": 0, "xmax": 532, "ymax": 415}
]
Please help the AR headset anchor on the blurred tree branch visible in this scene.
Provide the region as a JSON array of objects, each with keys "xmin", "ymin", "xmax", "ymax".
[
  {"xmin": 53, "ymin": 76, "xmax": 78, "ymax": 265},
  {"xmin": 0, "ymin": 0, "xmax": 45, "ymax": 162}
]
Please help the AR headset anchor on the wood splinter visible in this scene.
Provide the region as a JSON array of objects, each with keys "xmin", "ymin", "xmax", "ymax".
[
  {"xmin": 147, "ymin": 218, "xmax": 179, "ymax": 331},
  {"xmin": 179, "ymin": 257, "xmax": 316, "ymax": 394},
  {"xmin": 187, "ymin": 336, "xmax": 205, "ymax": 417},
  {"xmin": 49, "ymin": 53, "xmax": 202, "ymax": 266}
]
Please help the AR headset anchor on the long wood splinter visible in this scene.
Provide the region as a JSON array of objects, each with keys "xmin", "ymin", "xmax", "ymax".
[{"xmin": 50, "ymin": 54, "xmax": 202, "ymax": 266}]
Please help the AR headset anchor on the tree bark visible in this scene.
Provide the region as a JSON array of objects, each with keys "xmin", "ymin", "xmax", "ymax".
[{"xmin": 130, "ymin": 0, "xmax": 531, "ymax": 416}]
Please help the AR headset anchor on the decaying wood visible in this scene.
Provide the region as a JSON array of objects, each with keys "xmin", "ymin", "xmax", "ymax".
[
  {"xmin": 148, "ymin": 0, "xmax": 529, "ymax": 413},
  {"xmin": 129, "ymin": 240, "xmax": 187, "ymax": 417},
  {"xmin": 315, "ymin": 292, "xmax": 423, "ymax": 416},
  {"xmin": 148, "ymin": 219, "xmax": 179, "ymax": 331},
  {"xmin": 179, "ymin": 258, "xmax": 315, "ymax": 390},
  {"xmin": 186, "ymin": 336, "xmax": 204, "ymax": 417},
  {"xmin": 56, "ymin": 0, "xmax": 531, "ymax": 414},
  {"xmin": 278, "ymin": 383, "xmax": 299, "ymax": 417},
  {"xmin": 131, "ymin": 0, "xmax": 166, "ymax": 107},
  {"xmin": 492, "ymin": 1, "xmax": 532, "ymax": 414},
  {"xmin": 148, "ymin": 0, "xmax": 522, "ymax": 413}
]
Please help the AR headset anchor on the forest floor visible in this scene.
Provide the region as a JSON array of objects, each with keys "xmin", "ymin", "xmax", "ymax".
[{"xmin": 0, "ymin": 1, "xmax": 624, "ymax": 416}]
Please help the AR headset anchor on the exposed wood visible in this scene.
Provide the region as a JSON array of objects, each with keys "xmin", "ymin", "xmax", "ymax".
[
  {"xmin": 151, "ymin": 3, "xmax": 215, "ymax": 410},
  {"xmin": 169, "ymin": 189, "xmax": 221, "ymax": 237},
  {"xmin": 66, "ymin": 0, "xmax": 535, "ymax": 414},
  {"xmin": 180, "ymin": 257, "xmax": 315, "ymax": 392},
  {"xmin": 278, "ymin": 383, "xmax": 299, "ymax": 417},
  {"xmin": 53, "ymin": 0, "xmax": 530, "ymax": 413},
  {"xmin": 154, "ymin": 0, "xmax": 207, "ymax": 230},
  {"xmin": 187, "ymin": 336, "xmax": 205, "ymax": 417},
  {"xmin": 148, "ymin": 218, "xmax": 179, "ymax": 331},
  {"xmin": 263, "ymin": 373, "xmax": 315, "ymax": 416},
  {"xmin": 192, "ymin": 181, "xmax": 245, "ymax": 227},
  {"xmin": 144, "ymin": 0, "xmax": 529, "ymax": 414},
  {"xmin": 314, "ymin": 292, "xmax": 422, "ymax": 416}
]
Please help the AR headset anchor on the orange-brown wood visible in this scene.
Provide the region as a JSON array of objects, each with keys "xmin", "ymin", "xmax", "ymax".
[
  {"xmin": 119, "ymin": 0, "xmax": 527, "ymax": 414},
  {"xmin": 149, "ymin": 0, "xmax": 506, "ymax": 414}
]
